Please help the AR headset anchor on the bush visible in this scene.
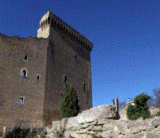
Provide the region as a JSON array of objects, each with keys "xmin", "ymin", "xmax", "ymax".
[
  {"xmin": 127, "ymin": 105, "xmax": 139, "ymax": 120},
  {"xmin": 134, "ymin": 93, "xmax": 151, "ymax": 108},
  {"xmin": 127, "ymin": 93, "xmax": 151, "ymax": 120},
  {"xmin": 5, "ymin": 127, "xmax": 29, "ymax": 138},
  {"xmin": 60, "ymin": 84, "xmax": 80, "ymax": 118},
  {"xmin": 5, "ymin": 127, "xmax": 45, "ymax": 138},
  {"xmin": 89, "ymin": 133, "xmax": 102, "ymax": 138}
]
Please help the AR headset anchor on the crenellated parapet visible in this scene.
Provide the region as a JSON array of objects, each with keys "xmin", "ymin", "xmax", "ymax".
[{"xmin": 37, "ymin": 11, "xmax": 93, "ymax": 51}]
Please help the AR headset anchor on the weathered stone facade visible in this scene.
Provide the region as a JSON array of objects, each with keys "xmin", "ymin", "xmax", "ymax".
[{"xmin": 0, "ymin": 11, "xmax": 93, "ymax": 131}]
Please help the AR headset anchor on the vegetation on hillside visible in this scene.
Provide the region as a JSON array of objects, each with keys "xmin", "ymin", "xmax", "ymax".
[
  {"xmin": 120, "ymin": 88, "xmax": 160, "ymax": 110},
  {"xmin": 127, "ymin": 93, "xmax": 151, "ymax": 120},
  {"xmin": 4, "ymin": 127, "xmax": 45, "ymax": 138}
]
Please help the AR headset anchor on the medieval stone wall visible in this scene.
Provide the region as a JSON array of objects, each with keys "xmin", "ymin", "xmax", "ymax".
[
  {"xmin": 0, "ymin": 11, "xmax": 93, "ymax": 130},
  {"xmin": 38, "ymin": 11, "xmax": 93, "ymax": 124},
  {"xmin": 0, "ymin": 34, "xmax": 49, "ymax": 129}
]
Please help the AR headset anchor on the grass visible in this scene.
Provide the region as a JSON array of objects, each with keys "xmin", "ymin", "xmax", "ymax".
[{"xmin": 89, "ymin": 132, "xmax": 102, "ymax": 138}]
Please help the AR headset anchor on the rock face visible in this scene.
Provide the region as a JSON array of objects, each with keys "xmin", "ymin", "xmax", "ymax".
[
  {"xmin": 44, "ymin": 105, "xmax": 160, "ymax": 138},
  {"xmin": 119, "ymin": 105, "xmax": 129, "ymax": 120},
  {"xmin": 149, "ymin": 107, "xmax": 160, "ymax": 116},
  {"xmin": 77, "ymin": 104, "xmax": 119, "ymax": 123}
]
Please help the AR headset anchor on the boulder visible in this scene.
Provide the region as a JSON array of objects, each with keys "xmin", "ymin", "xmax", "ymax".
[
  {"xmin": 77, "ymin": 104, "xmax": 118, "ymax": 124},
  {"xmin": 119, "ymin": 106, "xmax": 128, "ymax": 120},
  {"xmin": 65, "ymin": 117, "xmax": 79, "ymax": 130},
  {"xmin": 52, "ymin": 120, "xmax": 61, "ymax": 130}
]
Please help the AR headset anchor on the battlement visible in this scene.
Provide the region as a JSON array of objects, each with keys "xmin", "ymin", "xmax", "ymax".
[{"xmin": 37, "ymin": 11, "xmax": 93, "ymax": 51}]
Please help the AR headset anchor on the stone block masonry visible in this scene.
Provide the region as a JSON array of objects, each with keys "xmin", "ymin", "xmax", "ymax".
[{"xmin": 0, "ymin": 10, "xmax": 93, "ymax": 132}]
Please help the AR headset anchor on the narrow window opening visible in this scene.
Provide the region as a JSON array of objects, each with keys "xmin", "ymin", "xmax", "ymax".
[
  {"xmin": 37, "ymin": 75, "xmax": 40, "ymax": 80},
  {"xmin": 19, "ymin": 97, "xmax": 24, "ymax": 104},
  {"xmin": 22, "ymin": 70, "xmax": 26, "ymax": 78},
  {"xmin": 64, "ymin": 76, "xmax": 67, "ymax": 83},
  {"xmin": 75, "ymin": 54, "xmax": 77, "ymax": 60},
  {"xmin": 24, "ymin": 55, "xmax": 28, "ymax": 62},
  {"xmin": 84, "ymin": 83, "xmax": 86, "ymax": 92},
  {"xmin": 37, "ymin": 74, "xmax": 41, "ymax": 81}
]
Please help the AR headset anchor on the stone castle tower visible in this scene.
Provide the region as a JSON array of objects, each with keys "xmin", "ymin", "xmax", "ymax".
[{"xmin": 0, "ymin": 11, "xmax": 93, "ymax": 130}]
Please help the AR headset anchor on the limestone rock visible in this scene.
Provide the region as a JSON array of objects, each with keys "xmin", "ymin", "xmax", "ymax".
[
  {"xmin": 65, "ymin": 117, "xmax": 79, "ymax": 130},
  {"xmin": 46, "ymin": 105, "xmax": 160, "ymax": 138},
  {"xmin": 149, "ymin": 116, "xmax": 160, "ymax": 128},
  {"xmin": 52, "ymin": 120, "xmax": 61, "ymax": 130},
  {"xmin": 77, "ymin": 104, "xmax": 118, "ymax": 124},
  {"xmin": 92, "ymin": 125, "xmax": 103, "ymax": 132},
  {"xmin": 149, "ymin": 107, "xmax": 160, "ymax": 116},
  {"xmin": 126, "ymin": 119, "xmax": 148, "ymax": 129},
  {"xmin": 119, "ymin": 106, "xmax": 128, "ymax": 120}
]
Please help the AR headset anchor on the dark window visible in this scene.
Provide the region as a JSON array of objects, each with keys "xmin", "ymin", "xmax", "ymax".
[
  {"xmin": 22, "ymin": 70, "xmax": 27, "ymax": 78},
  {"xmin": 24, "ymin": 55, "xmax": 28, "ymax": 62},
  {"xmin": 75, "ymin": 54, "xmax": 77, "ymax": 60},
  {"xmin": 37, "ymin": 74, "xmax": 40, "ymax": 80},
  {"xmin": 19, "ymin": 97, "xmax": 24, "ymax": 104},
  {"xmin": 84, "ymin": 83, "xmax": 86, "ymax": 92},
  {"xmin": 64, "ymin": 76, "xmax": 67, "ymax": 83}
]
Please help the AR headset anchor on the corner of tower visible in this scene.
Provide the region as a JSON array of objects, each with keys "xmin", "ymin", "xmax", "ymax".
[{"xmin": 37, "ymin": 11, "xmax": 52, "ymax": 38}]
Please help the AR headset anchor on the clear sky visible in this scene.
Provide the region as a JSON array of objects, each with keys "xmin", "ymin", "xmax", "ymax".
[{"xmin": 0, "ymin": 0, "xmax": 159, "ymax": 107}]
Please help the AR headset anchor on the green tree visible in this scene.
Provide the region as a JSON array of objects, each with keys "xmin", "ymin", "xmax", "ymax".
[
  {"xmin": 60, "ymin": 84, "xmax": 80, "ymax": 118},
  {"xmin": 127, "ymin": 93, "xmax": 151, "ymax": 120}
]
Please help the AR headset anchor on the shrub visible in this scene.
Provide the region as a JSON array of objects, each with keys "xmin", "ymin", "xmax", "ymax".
[
  {"xmin": 26, "ymin": 132, "xmax": 37, "ymax": 138},
  {"xmin": 60, "ymin": 84, "xmax": 80, "ymax": 118},
  {"xmin": 127, "ymin": 93, "xmax": 151, "ymax": 120},
  {"xmin": 89, "ymin": 133, "xmax": 102, "ymax": 138},
  {"xmin": 5, "ymin": 127, "xmax": 45, "ymax": 138},
  {"xmin": 134, "ymin": 93, "xmax": 151, "ymax": 108},
  {"xmin": 127, "ymin": 105, "xmax": 139, "ymax": 120},
  {"xmin": 5, "ymin": 127, "xmax": 29, "ymax": 138}
]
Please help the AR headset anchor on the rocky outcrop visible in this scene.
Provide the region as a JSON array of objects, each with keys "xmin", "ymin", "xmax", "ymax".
[
  {"xmin": 44, "ymin": 105, "xmax": 160, "ymax": 138},
  {"xmin": 77, "ymin": 104, "xmax": 119, "ymax": 123},
  {"xmin": 149, "ymin": 107, "xmax": 160, "ymax": 116}
]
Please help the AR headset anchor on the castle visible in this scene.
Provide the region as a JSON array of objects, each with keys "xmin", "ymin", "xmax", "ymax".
[{"xmin": 0, "ymin": 11, "xmax": 93, "ymax": 130}]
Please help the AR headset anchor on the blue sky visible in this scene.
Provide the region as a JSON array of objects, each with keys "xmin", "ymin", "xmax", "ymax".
[{"xmin": 0, "ymin": 0, "xmax": 160, "ymax": 107}]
